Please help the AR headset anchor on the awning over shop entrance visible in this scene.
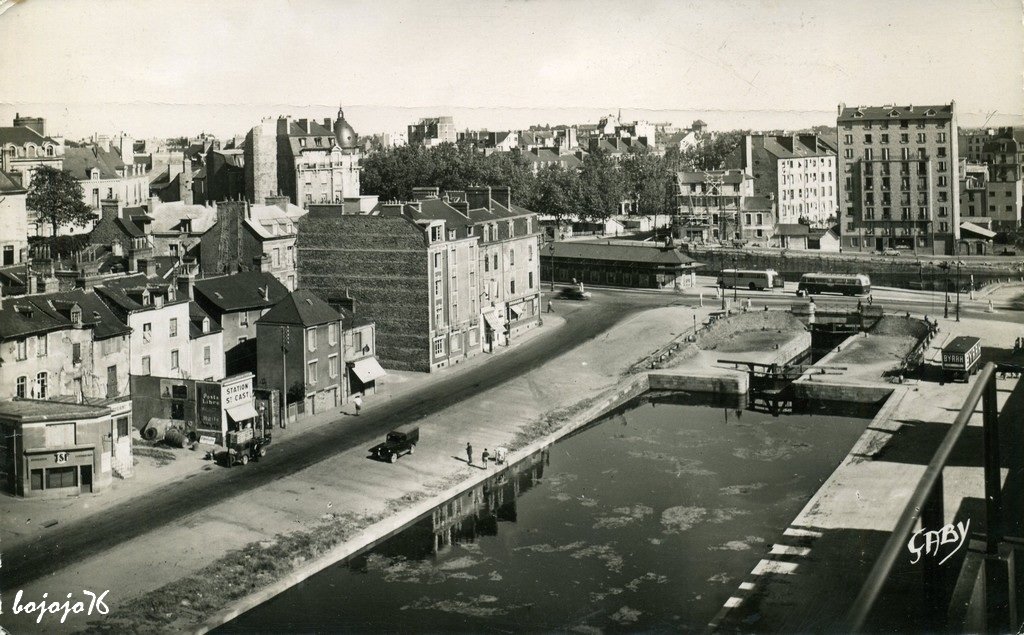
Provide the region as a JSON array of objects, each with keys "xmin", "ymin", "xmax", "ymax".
[
  {"xmin": 351, "ymin": 356, "xmax": 387, "ymax": 383},
  {"xmin": 483, "ymin": 311, "xmax": 504, "ymax": 332},
  {"xmin": 959, "ymin": 221, "xmax": 996, "ymax": 239},
  {"xmin": 509, "ymin": 304, "xmax": 523, "ymax": 318},
  {"xmin": 226, "ymin": 402, "xmax": 259, "ymax": 423}
]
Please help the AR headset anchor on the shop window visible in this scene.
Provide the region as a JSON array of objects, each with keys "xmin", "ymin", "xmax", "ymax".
[
  {"xmin": 433, "ymin": 337, "xmax": 445, "ymax": 357},
  {"xmin": 46, "ymin": 466, "xmax": 77, "ymax": 489},
  {"xmin": 31, "ymin": 469, "xmax": 44, "ymax": 490},
  {"xmin": 116, "ymin": 416, "xmax": 130, "ymax": 438}
]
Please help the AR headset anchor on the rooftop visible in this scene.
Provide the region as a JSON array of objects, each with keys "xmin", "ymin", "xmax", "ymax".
[
  {"xmin": 545, "ymin": 241, "xmax": 701, "ymax": 267},
  {"xmin": 837, "ymin": 104, "xmax": 954, "ymax": 123},
  {"xmin": 0, "ymin": 399, "xmax": 111, "ymax": 423},
  {"xmin": 257, "ymin": 288, "xmax": 340, "ymax": 327},
  {"xmin": 194, "ymin": 271, "xmax": 289, "ymax": 313}
]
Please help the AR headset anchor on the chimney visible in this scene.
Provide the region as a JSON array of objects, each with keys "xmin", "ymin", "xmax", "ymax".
[
  {"xmin": 381, "ymin": 202, "xmax": 405, "ymax": 217},
  {"xmin": 148, "ymin": 195, "xmax": 161, "ymax": 213},
  {"xmin": 260, "ymin": 285, "xmax": 269, "ymax": 302},
  {"xmin": 451, "ymin": 200, "xmax": 470, "ymax": 217},
  {"xmin": 28, "ymin": 274, "xmax": 38, "ymax": 295},
  {"xmin": 176, "ymin": 270, "xmax": 195, "ymax": 300},
  {"xmin": 138, "ymin": 258, "xmax": 158, "ymax": 277},
  {"xmin": 411, "ymin": 187, "xmax": 439, "ymax": 201},
  {"xmin": 99, "ymin": 199, "xmax": 121, "ymax": 225},
  {"xmin": 491, "ymin": 186, "xmax": 511, "ymax": 210},
  {"xmin": 837, "ymin": 102, "xmax": 845, "ymax": 117},
  {"xmin": 323, "ymin": 118, "xmax": 332, "ymax": 131},
  {"xmin": 465, "ymin": 186, "xmax": 492, "ymax": 211},
  {"xmin": 112, "ymin": 240, "xmax": 124, "ymax": 257},
  {"xmin": 265, "ymin": 195, "xmax": 289, "ymax": 211}
]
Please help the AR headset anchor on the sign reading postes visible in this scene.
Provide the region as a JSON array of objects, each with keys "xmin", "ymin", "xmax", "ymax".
[{"xmin": 55, "ymin": 452, "xmax": 69, "ymax": 464}]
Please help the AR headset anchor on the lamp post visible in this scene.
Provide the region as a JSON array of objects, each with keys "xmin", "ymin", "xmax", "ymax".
[
  {"xmin": 950, "ymin": 259, "xmax": 958, "ymax": 321},
  {"xmin": 548, "ymin": 241, "xmax": 556, "ymax": 291},
  {"xmin": 732, "ymin": 255, "xmax": 738, "ymax": 302},
  {"xmin": 942, "ymin": 262, "xmax": 950, "ymax": 319}
]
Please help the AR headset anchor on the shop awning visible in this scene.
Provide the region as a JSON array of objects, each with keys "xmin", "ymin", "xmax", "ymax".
[
  {"xmin": 960, "ymin": 221, "xmax": 996, "ymax": 239},
  {"xmin": 226, "ymin": 402, "xmax": 259, "ymax": 423},
  {"xmin": 483, "ymin": 311, "xmax": 504, "ymax": 332},
  {"xmin": 351, "ymin": 356, "xmax": 387, "ymax": 383},
  {"xmin": 509, "ymin": 304, "xmax": 523, "ymax": 318}
]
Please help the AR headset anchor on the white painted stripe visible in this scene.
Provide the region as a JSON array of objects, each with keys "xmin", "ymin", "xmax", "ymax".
[
  {"xmin": 783, "ymin": 527, "xmax": 822, "ymax": 538},
  {"xmin": 724, "ymin": 597, "xmax": 743, "ymax": 608},
  {"xmin": 739, "ymin": 582, "xmax": 755, "ymax": 591},
  {"xmin": 770, "ymin": 544, "xmax": 811, "ymax": 556},
  {"xmin": 751, "ymin": 559, "xmax": 799, "ymax": 575}
]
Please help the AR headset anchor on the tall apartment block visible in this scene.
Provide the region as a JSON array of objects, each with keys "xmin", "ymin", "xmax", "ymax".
[{"xmin": 837, "ymin": 103, "xmax": 959, "ymax": 254}]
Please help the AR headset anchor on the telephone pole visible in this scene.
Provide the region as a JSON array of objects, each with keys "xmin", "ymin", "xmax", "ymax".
[{"xmin": 281, "ymin": 326, "xmax": 289, "ymax": 428}]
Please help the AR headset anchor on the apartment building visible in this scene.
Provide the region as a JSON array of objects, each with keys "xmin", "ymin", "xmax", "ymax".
[
  {"xmin": 837, "ymin": 103, "xmax": 960, "ymax": 254},
  {"xmin": 675, "ymin": 169, "xmax": 753, "ymax": 243},
  {"xmin": 408, "ymin": 116, "xmax": 457, "ymax": 147}
]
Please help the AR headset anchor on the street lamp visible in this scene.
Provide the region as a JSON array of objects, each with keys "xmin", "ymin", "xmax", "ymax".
[
  {"xmin": 941, "ymin": 261, "xmax": 950, "ymax": 319},
  {"xmin": 732, "ymin": 255, "xmax": 738, "ymax": 302},
  {"xmin": 955, "ymin": 260, "xmax": 964, "ymax": 322},
  {"xmin": 548, "ymin": 241, "xmax": 556, "ymax": 291}
]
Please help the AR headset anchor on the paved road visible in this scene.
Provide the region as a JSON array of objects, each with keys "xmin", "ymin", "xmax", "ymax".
[{"xmin": 1, "ymin": 292, "xmax": 687, "ymax": 591}]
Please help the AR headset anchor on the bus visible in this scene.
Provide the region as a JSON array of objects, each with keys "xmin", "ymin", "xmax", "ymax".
[
  {"xmin": 797, "ymin": 273, "xmax": 871, "ymax": 296},
  {"xmin": 717, "ymin": 269, "xmax": 783, "ymax": 291}
]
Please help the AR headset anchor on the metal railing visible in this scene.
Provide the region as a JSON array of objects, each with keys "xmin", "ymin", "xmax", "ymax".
[{"xmin": 844, "ymin": 361, "xmax": 1017, "ymax": 631}]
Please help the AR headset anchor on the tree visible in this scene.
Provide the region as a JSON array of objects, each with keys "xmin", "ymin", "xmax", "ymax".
[
  {"xmin": 578, "ymin": 150, "xmax": 624, "ymax": 221},
  {"xmin": 677, "ymin": 130, "xmax": 746, "ymax": 172},
  {"xmin": 26, "ymin": 165, "xmax": 93, "ymax": 240}
]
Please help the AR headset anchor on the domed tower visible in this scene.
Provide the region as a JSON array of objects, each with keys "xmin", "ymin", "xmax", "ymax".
[{"xmin": 333, "ymin": 105, "xmax": 358, "ymax": 150}]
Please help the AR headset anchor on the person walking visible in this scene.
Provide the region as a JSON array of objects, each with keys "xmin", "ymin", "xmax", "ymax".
[
  {"xmin": 353, "ymin": 393, "xmax": 363, "ymax": 416},
  {"xmin": 466, "ymin": 442, "xmax": 473, "ymax": 466},
  {"xmin": 547, "ymin": 299, "xmax": 554, "ymax": 313},
  {"xmin": 482, "ymin": 448, "xmax": 491, "ymax": 465}
]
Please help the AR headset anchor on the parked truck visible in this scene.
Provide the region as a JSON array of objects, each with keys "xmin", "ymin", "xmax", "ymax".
[{"xmin": 941, "ymin": 336, "xmax": 982, "ymax": 383}]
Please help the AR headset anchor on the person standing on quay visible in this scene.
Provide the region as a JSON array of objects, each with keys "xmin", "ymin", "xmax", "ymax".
[
  {"xmin": 466, "ymin": 442, "xmax": 473, "ymax": 466},
  {"xmin": 353, "ymin": 393, "xmax": 363, "ymax": 416}
]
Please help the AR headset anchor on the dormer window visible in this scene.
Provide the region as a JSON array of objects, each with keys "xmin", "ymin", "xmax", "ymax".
[
  {"xmin": 91, "ymin": 167, "xmax": 100, "ymax": 180},
  {"xmin": 70, "ymin": 305, "xmax": 83, "ymax": 327},
  {"xmin": 202, "ymin": 317, "xmax": 210, "ymax": 333},
  {"xmin": 889, "ymin": 110, "xmax": 899, "ymax": 118}
]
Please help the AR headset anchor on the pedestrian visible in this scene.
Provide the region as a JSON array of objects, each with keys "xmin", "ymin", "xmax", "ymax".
[
  {"xmin": 868, "ymin": 294, "xmax": 873, "ymax": 306},
  {"xmin": 482, "ymin": 448, "xmax": 490, "ymax": 465},
  {"xmin": 353, "ymin": 393, "xmax": 363, "ymax": 416},
  {"xmin": 466, "ymin": 442, "xmax": 473, "ymax": 466},
  {"xmin": 547, "ymin": 299, "xmax": 554, "ymax": 313},
  {"xmin": 857, "ymin": 300, "xmax": 863, "ymax": 312}
]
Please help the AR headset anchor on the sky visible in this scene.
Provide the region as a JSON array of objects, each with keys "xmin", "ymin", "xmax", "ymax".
[{"xmin": 0, "ymin": 0, "xmax": 1021, "ymax": 140}]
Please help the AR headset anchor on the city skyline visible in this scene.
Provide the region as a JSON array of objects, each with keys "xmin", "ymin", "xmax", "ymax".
[{"xmin": 1, "ymin": 0, "xmax": 1021, "ymax": 139}]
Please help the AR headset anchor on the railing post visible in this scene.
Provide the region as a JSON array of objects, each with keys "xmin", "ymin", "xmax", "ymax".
[
  {"xmin": 921, "ymin": 476, "xmax": 946, "ymax": 628},
  {"xmin": 982, "ymin": 371, "xmax": 1002, "ymax": 555}
]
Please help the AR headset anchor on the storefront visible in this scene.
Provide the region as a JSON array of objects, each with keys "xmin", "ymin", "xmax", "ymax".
[
  {"xmin": 0, "ymin": 400, "xmax": 115, "ymax": 499},
  {"xmin": 196, "ymin": 372, "xmax": 259, "ymax": 445},
  {"xmin": 132, "ymin": 373, "xmax": 260, "ymax": 447},
  {"xmin": 348, "ymin": 356, "xmax": 387, "ymax": 396},
  {"xmin": 482, "ymin": 308, "xmax": 507, "ymax": 351}
]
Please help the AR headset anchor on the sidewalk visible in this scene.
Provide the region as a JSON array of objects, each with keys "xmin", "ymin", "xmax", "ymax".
[{"xmin": 0, "ymin": 313, "xmax": 567, "ymax": 553}]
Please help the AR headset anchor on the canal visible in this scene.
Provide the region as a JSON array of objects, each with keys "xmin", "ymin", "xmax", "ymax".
[{"xmin": 221, "ymin": 392, "xmax": 876, "ymax": 633}]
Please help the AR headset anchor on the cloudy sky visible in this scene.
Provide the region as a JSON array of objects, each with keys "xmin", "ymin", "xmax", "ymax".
[{"xmin": 0, "ymin": 0, "xmax": 1020, "ymax": 139}]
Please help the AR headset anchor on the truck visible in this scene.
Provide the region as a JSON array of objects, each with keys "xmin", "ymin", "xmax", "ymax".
[
  {"xmin": 369, "ymin": 424, "xmax": 419, "ymax": 463},
  {"xmin": 941, "ymin": 336, "xmax": 982, "ymax": 383},
  {"xmin": 225, "ymin": 426, "xmax": 272, "ymax": 466}
]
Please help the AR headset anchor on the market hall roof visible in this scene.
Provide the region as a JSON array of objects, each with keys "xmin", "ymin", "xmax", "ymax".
[{"xmin": 544, "ymin": 241, "xmax": 701, "ymax": 267}]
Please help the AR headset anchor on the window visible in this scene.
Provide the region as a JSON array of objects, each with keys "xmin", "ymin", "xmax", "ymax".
[
  {"xmin": 881, "ymin": 134, "xmax": 889, "ymax": 144},
  {"xmin": 430, "ymin": 226, "xmax": 442, "ymax": 242},
  {"xmin": 328, "ymin": 322, "xmax": 338, "ymax": 346},
  {"xmin": 16, "ymin": 376, "xmax": 26, "ymax": 398},
  {"xmin": 937, "ymin": 132, "xmax": 947, "ymax": 143},
  {"xmin": 273, "ymin": 248, "xmax": 281, "ymax": 266},
  {"xmin": 528, "ymin": 272, "xmax": 534, "ymax": 289},
  {"xmin": 863, "ymin": 134, "xmax": 872, "ymax": 144},
  {"xmin": 353, "ymin": 330, "xmax": 363, "ymax": 352},
  {"xmin": 46, "ymin": 466, "xmax": 77, "ymax": 489},
  {"xmin": 844, "ymin": 134, "xmax": 853, "ymax": 144},
  {"xmin": 484, "ymin": 255, "xmax": 489, "ymax": 272},
  {"xmin": 844, "ymin": 149, "xmax": 853, "ymax": 159},
  {"xmin": 46, "ymin": 422, "xmax": 75, "ymax": 447},
  {"xmin": 36, "ymin": 372, "xmax": 47, "ymax": 398},
  {"xmin": 937, "ymin": 147, "xmax": 946, "ymax": 157},
  {"xmin": 170, "ymin": 349, "xmax": 179, "ymax": 370},
  {"xmin": 142, "ymin": 356, "xmax": 151, "ymax": 375},
  {"xmin": 492, "ymin": 254, "xmax": 498, "ymax": 270},
  {"xmin": 203, "ymin": 345, "xmax": 211, "ymax": 365},
  {"xmin": 307, "ymin": 360, "xmax": 318, "ymax": 384},
  {"xmin": 434, "ymin": 252, "xmax": 441, "ymax": 269},
  {"xmin": 450, "ymin": 248, "xmax": 456, "ymax": 265},
  {"xmin": 433, "ymin": 337, "xmax": 445, "ymax": 357},
  {"xmin": 450, "ymin": 275, "xmax": 458, "ymax": 294},
  {"xmin": 510, "ymin": 279, "xmax": 516, "ymax": 295},
  {"xmin": 306, "ymin": 328, "xmax": 317, "ymax": 352},
  {"xmin": 900, "ymin": 133, "xmax": 909, "ymax": 144},
  {"xmin": 169, "ymin": 318, "xmax": 178, "ymax": 337},
  {"xmin": 509, "ymin": 249, "xmax": 515, "ymax": 266},
  {"xmin": 239, "ymin": 312, "xmax": 249, "ymax": 327},
  {"xmin": 36, "ymin": 334, "xmax": 47, "ymax": 357},
  {"xmin": 143, "ymin": 322, "xmax": 152, "ymax": 343},
  {"xmin": 328, "ymin": 354, "xmax": 338, "ymax": 378},
  {"xmin": 451, "ymin": 332, "xmax": 461, "ymax": 352},
  {"xmin": 16, "ymin": 338, "xmax": 26, "ymax": 360},
  {"xmin": 116, "ymin": 416, "xmax": 130, "ymax": 438},
  {"xmin": 917, "ymin": 133, "xmax": 926, "ymax": 143},
  {"xmin": 528, "ymin": 245, "xmax": 534, "ymax": 261},
  {"xmin": 864, "ymin": 148, "xmax": 873, "ymax": 161},
  {"xmin": 73, "ymin": 343, "xmax": 82, "ymax": 364}
]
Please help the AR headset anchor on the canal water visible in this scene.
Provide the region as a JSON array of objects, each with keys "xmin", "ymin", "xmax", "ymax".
[{"xmin": 222, "ymin": 393, "xmax": 875, "ymax": 633}]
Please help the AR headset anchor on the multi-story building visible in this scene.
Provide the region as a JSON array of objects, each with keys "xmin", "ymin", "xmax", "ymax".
[
  {"xmin": 189, "ymin": 301, "xmax": 226, "ymax": 382},
  {"xmin": 0, "ymin": 169, "xmax": 29, "ymax": 265},
  {"xmin": 732, "ymin": 134, "xmax": 838, "ymax": 226},
  {"xmin": 674, "ymin": 169, "xmax": 753, "ymax": 243},
  {"xmin": 0, "ymin": 114, "xmax": 64, "ymax": 187},
  {"xmin": 837, "ymin": 103, "xmax": 960, "ymax": 254},
  {"xmin": 0, "ymin": 289, "xmax": 131, "ymax": 402},
  {"xmin": 981, "ymin": 131, "xmax": 1024, "ymax": 231},
  {"xmin": 335, "ymin": 299, "xmax": 383, "ymax": 399},
  {"xmin": 408, "ymin": 116, "xmax": 457, "ymax": 147},
  {"xmin": 61, "ymin": 145, "xmax": 149, "ymax": 233},
  {"xmin": 244, "ymin": 107, "xmax": 360, "ymax": 207},
  {"xmin": 297, "ymin": 207, "xmax": 483, "ymax": 372},
  {"xmin": 412, "ymin": 186, "xmax": 543, "ymax": 345},
  {"xmin": 193, "ymin": 271, "xmax": 289, "ymax": 376},
  {"xmin": 255, "ymin": 289, "xmax": 345, "ymax": 417},
  {"xmin": 95, "ymin": 273, "xmax": 192, "ymax": 378}
]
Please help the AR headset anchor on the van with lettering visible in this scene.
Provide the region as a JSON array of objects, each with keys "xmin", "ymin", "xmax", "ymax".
[{"xmin": 941, "ymin": 336, "xmax": 982, "ymax": 383}]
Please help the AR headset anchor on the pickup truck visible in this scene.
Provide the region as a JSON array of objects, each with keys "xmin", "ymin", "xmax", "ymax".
[{"xmin": 369, "ymin": 424, "xmax": 419, "ymax": 463}]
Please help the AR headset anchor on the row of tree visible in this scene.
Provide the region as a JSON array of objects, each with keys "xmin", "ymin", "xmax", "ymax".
[{"xmin": 360, "ymin": 132, "xmax": 745, "ymax": 220}]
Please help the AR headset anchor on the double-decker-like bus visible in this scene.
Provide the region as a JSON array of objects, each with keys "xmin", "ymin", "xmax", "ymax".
[
  {"xmin": 717, "ymin": 269, "xmax": 783, "ymax": 291},
  {"xmin": 797, "ymin": 273, "xmax": 871, "ymax": 296}
]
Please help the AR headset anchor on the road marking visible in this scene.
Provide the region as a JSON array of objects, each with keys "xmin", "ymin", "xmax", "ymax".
[
  {"xmin": 751, "ymin": 559, "xmax": 799, "ymax": 575},
  {"xmin": 724, "ymin": 596, "xmax": 743, "ymax": 608},
  {"xmin": 770, "ymin": 544, "xmax": 811, "ymax": 556},
  {"xmin": 739, "ymin": 582, "xmax": 755, "ymax": 591},
  {"xmin": 783, "ymin": 527, "xmax": 822, "ymax": 538}
]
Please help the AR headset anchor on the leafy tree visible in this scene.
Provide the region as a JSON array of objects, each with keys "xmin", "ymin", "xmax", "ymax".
[
  {"xmin": 621, "ymin": 150, "xmax": 675, "ymax": 217},
  {"xmin": 532, "ymin": 165, "xmax": 581, "ymax": 220},
  {"xmin": 578, "ymin": 150, "xmax": 624, "ymax": 221},
  {"xmin": 678, "ymin": 130, "xmax": 746, "ymax": 172},
  {"xmin": 26, "ymin": 165, "xmax": 93, "ymax": 240}
]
